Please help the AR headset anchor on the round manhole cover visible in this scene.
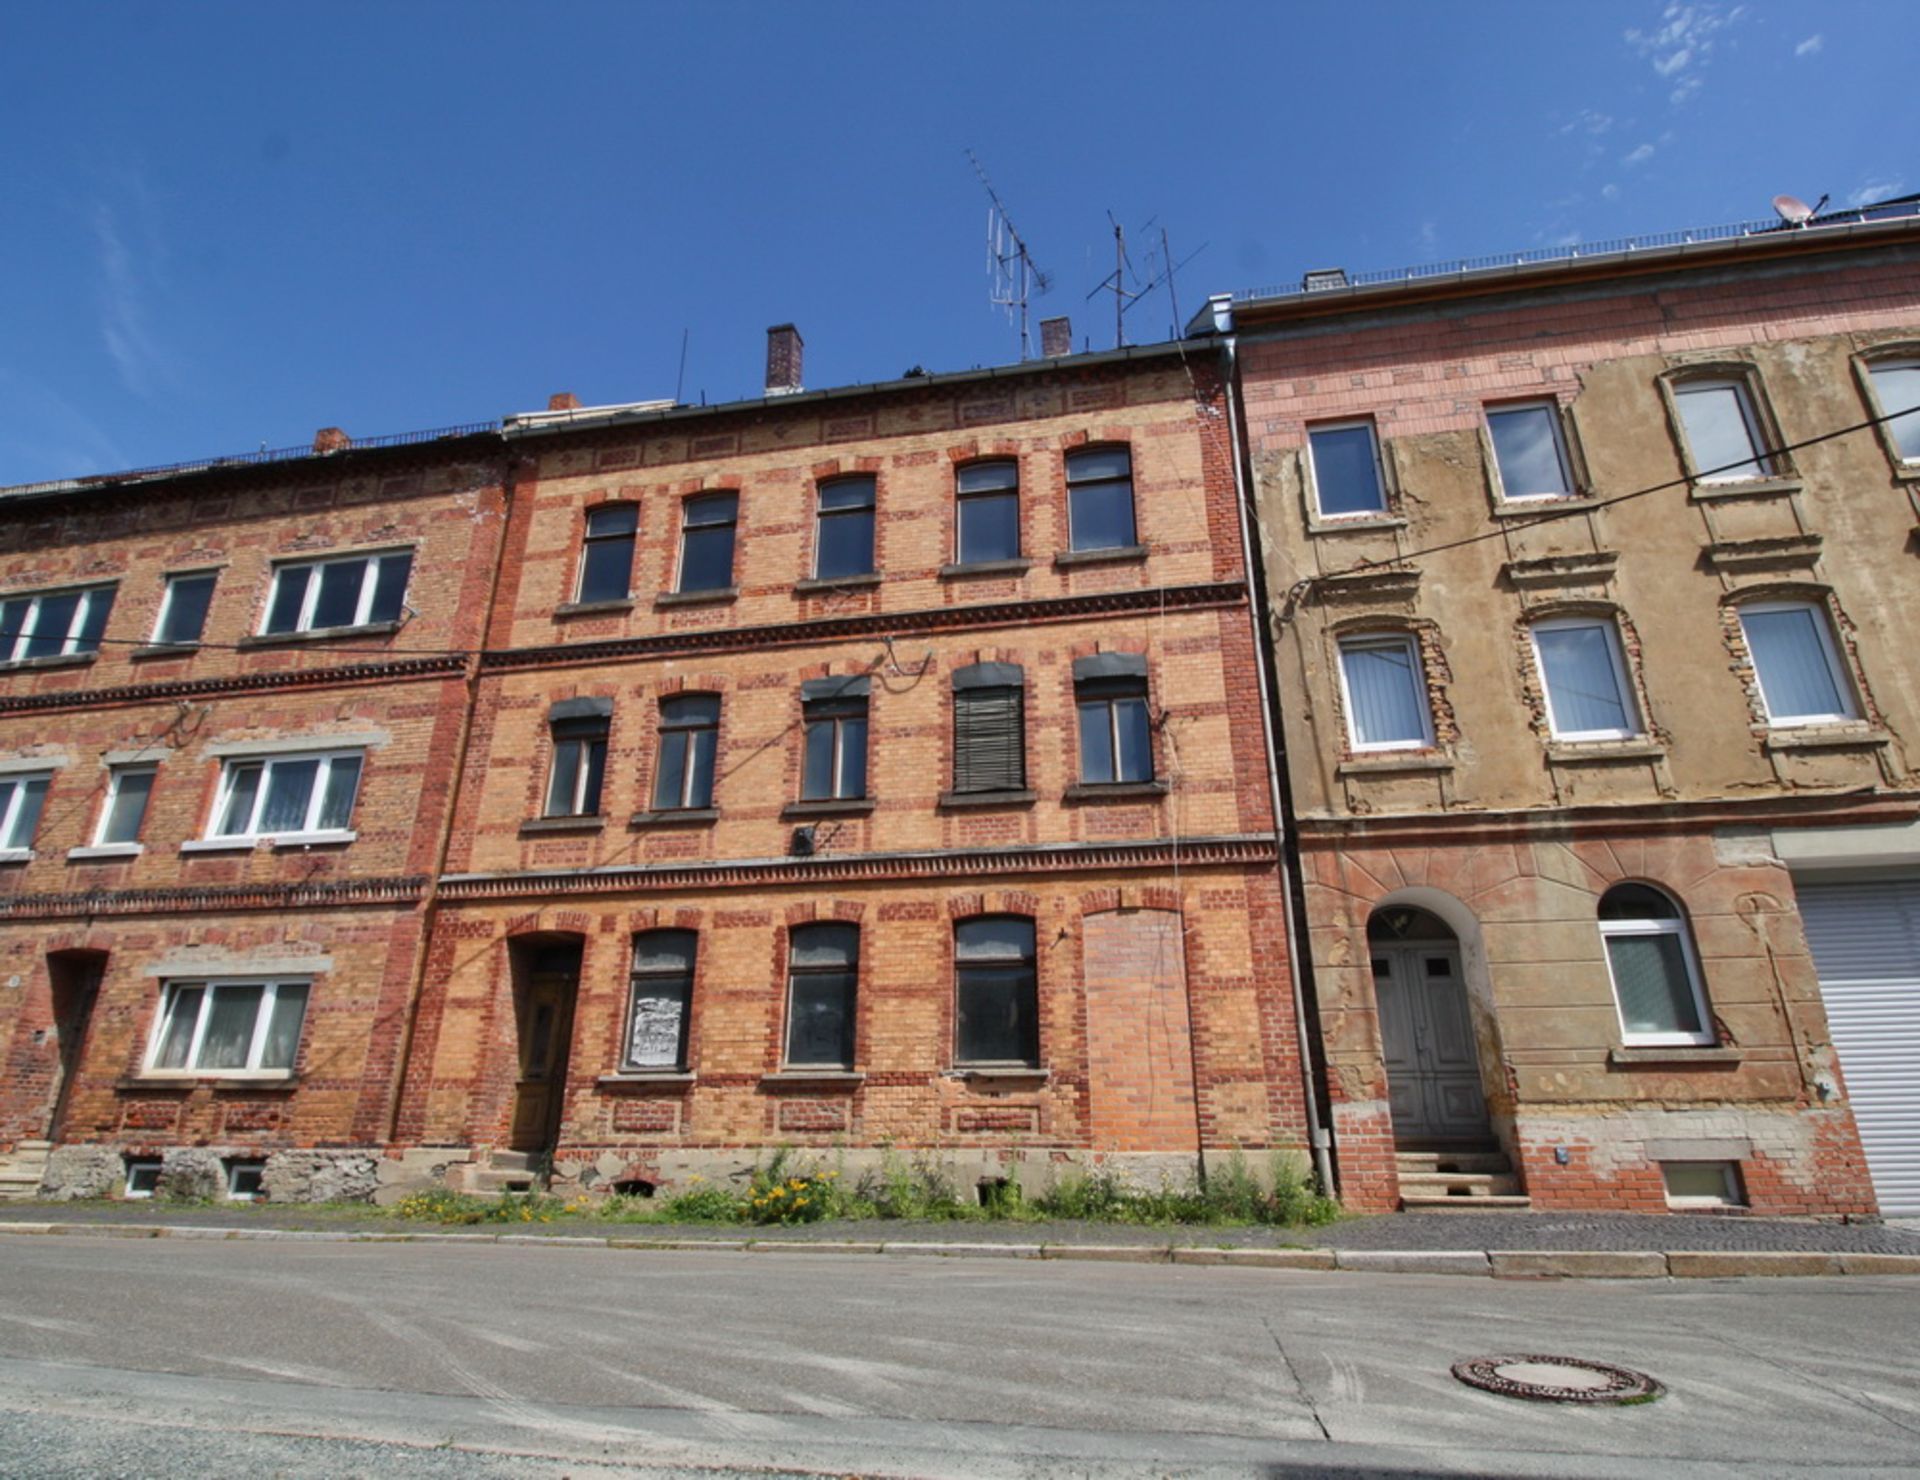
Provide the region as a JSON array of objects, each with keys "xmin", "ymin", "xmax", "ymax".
[{"xmin": 1452, "ymin": 1354, "xmax": 1664, "ymax": 1405}]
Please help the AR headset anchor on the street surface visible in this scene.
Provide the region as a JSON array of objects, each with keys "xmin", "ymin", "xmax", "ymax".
[{"xmin": 1, "ymin": 1233, "xmax": 1916, "ymax": 1477}]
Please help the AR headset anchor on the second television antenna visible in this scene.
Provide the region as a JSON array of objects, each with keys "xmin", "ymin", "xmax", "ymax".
[{"xmin": 969, "ymin": 150, "xmax": 1051, "ymax": 360}]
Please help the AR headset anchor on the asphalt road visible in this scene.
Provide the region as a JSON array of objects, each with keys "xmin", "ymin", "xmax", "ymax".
[{"xmin": 1, "ymin": 1233, "xmax": 1916, "ymax": 1477}]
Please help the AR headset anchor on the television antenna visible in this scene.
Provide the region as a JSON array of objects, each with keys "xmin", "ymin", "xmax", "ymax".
[
  {"xmin": 968, "ymin": 150, "xmax": 1051, "ymax": 360},
  {"xmin": 1089, "ymin": 214, "xmax": 1208, "ymax": 347}
]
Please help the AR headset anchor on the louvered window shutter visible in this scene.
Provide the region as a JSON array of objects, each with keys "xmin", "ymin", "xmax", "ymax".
[{"xmin": 954, "ymin": 687, "xmax": 1024, "ymax": 793}]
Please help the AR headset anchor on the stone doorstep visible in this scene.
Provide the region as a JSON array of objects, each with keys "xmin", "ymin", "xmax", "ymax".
[{"xmin": 2, "ymin": 1223, "xmax": 1918, "ymax": 1276}]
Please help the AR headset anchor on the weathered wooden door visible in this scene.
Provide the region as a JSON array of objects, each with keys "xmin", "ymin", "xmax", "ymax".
[
  {"xmin": 509, "ymin": 961, "xmax": 578, "ymax": 1153},
  {"xmin": 1372, "ymin": 943, "xmax": 1490, "ymax": 1143}
]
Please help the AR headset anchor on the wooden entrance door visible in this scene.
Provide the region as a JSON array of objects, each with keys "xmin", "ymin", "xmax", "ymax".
[
  {"xmin": 509, "ymin": 958, "xmax": 579, "ymax": 1153},
  {"xmin": 46, "ymin": 955, "xmax": 103, "ymax": 1141},
  {"xmin": 1372, "ymin": 942, "xmax": 1490, "ymax": 1143}
]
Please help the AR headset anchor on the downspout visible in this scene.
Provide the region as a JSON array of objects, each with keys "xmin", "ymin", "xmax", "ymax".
[
  {"xmin": 1209, "ymin": 298, "xmax": 1337, "ymax": 1198},
  {"xmin": 384, "ymin": 450, "xmax": 518, "ymax": 1145}
]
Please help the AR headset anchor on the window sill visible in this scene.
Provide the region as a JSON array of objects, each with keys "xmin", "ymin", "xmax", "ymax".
[
  {"xmin": 939, "ymin": 559, "xmax": 1032, "ymax": 579},
  {"xmin": 0, "ymin": 652, "xmax": 98, "ymax": 673},
  {"xmin": 1609, "ymin": 1046, "xmax": 1742, "ymax": 1067},
  {"xmin": 1304, "ymin": 514, "xmax": 1407, "ymax": 537},
  {"xmin": 1063, "ymin": 780, "xmax": 1169, "ymax": 803},
  {"xmin": 1336, "ymin": 752, "xmax": 1453, "ymax": 777},
  {"xmin": 268, "ymin": 830, "xmax": 356, "ymax": 850},
  {"xmin": 518, "ymin": 816, "xmax": 607, "ymax": 836},
  {"xmin": 1545, "ymin": 740, "xmax": 1665, "ymax": 763},
  {"xmin": 794, "ymin": 573, "xmax": 882, "ymax": 594},
  {"xmin": 781, "ymin": 798, "xmax": 877, "ymax": 819},
  {"xmin": 129, "ymin": 642, "xmax": 201, "ymax": 660},
  {"xmin": 597, "ymin": 1071, "xmax": 696, "ymax": 1089},
  {"xmin": 1052, "ymin": 544, "xmax": 1148, "ymax": 570},
  {"xmin": 0, "ymin": 848, "xmax": 32, "ymax": 865},
  {"xmin": 181, "ymin": 831, "xmax": 358, "ymax": 854},
  {"xmin": 956, "ymin": 1067, "xmax": 1049, "ymax": 1086},
  {"xmin": 1491, "ymin": 494, "xmax": 1598, "ymax": 518},
  {"xmin": 236, "ymin": 621, "xmax": 401, "ymax": 649},
  {"xmin": 629, "ymin": 807, "xmax": 720, "ymax": 829},
  {"xmin": 653, "ymin": 587, "xmax": 737, "ymax": 609},
  {"xmin": 118, "ymin": 1071, "xmax": 299, "ymax": 1091},
  {"xmin": 67, "ymin": 843, "xmax": 143, "ymax": 861},
  {"xmin": 554, "ymin": 598, "xmax": 635, "ymax": 619},
  {"xmin": 1761, "ymin": 726, "xmax": 1890, "ymax": 754},
  {"xmin": 938, "ymin": 788, "xmax": 1037, "ymax": 810},
  {"xmin": 760, "ymin": 1070, "xmax": 865, "ymax": 1090},
  {"xmin": 1687, "ymin": 475, "xmax": 1802, "ymax": 502}
]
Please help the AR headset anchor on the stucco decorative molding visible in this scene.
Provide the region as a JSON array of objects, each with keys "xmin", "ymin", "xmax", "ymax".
[
  {"xmin": 0, "ymin": 655, "xmax": 465, "ymax": 716},
  {"xmin": 437, "ymin": 834, "xmax": 1280, "ymax": 903},
  {"xmin": 1310, "ymin": 565, "xmax": 1421, "ymax": 603},
  {"xmin": 1501, "ymin": 550, "xmax": 1620, "ymax": 589},
  {"xmin": 0, "ymin": 874, "xmax": 426, "ymax": 921},
  {"xmin": 1704, "ymin": 533, "xmax": 1824, "ymax": 573}
]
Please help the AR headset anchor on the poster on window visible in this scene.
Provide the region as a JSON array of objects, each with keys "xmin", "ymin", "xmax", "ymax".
[{"xmin": 628, "ymin": 992, "xmax": 685, "ymax": 1068}]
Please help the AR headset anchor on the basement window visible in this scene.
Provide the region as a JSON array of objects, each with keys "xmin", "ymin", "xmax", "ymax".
[
  {"xmin": 1661, "ymin": 1161, "xmax": 1745, "ymax": 1209},
  {"xmin": 123, "ymin": 1158, "xmax": 162, "ymax": 1199},
  {"xmin": 225, "ymin": 1159, "xmax": 267, "ymax": 1201}
]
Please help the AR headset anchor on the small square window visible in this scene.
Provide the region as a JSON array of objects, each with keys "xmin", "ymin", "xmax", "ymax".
[
  {"xmin": 1531, "ymin": 619, "xmax": 1641, "ymax": 741},
  {"xmin": 1673, "ymin": 379, "xmax": 1773, "ymax": 483},
  {"xmin": 226, "ymin": 1160, "xmax": 267, "ymax": 1201},
  {"xmin": 1738, "ymin": 603, "xmax": 1856, "ymax": 726},
  {"xmin": 1337, "ymin": 635, "xmax": 1433, "ymax": 751},
  {"xmin": 1308, "ymin": 421, "xmax": 1387, "ymax": 518},
  {"xmin": 124, "ymin": 1158, "xmax": 162, "ymax": 1198},
  {"xmin": 1486, "ymin": 402, "xmax": 1575, "ymax": 500},
  {"xmin": 152, "ymin": 572, "xmax": 216, "ymax": 646},
  {"xmin": 1661, "ymin": 1161, "xmax": 1745, "ymax": 1208}
]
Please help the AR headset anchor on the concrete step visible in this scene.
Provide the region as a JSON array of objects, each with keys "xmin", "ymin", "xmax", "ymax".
[
  {"xmin": 467, "ymin": 1168, "xmax": 542, "ymax": 1196},
  {"xmin": 1397, "ymin": 1151, "xmax": 1511, "ymax": 1175},
  {"xmin": 483, "ymin": 1150, "xmax": 540, "ymax": 1173},
  {"xmin": 1398, "ymin": 1171, "xmax": 1523, "ymax": 1199},
  {"xmin": 1400, "ymin": 1193, "xmax": 1534, "ymax": 1211}
]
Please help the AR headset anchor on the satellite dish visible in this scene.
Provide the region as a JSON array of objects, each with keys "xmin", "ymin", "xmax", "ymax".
[{"xmin": 1773, "ymin": 194, "xmax": 1815, "ymax": 226}]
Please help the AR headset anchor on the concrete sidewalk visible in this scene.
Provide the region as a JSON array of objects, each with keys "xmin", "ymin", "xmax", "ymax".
[{"xmin": 3, "ymin": 1199, "xmax": 1918, "ymax": 1276}]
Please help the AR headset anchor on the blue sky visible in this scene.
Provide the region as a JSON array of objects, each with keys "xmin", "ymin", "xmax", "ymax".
[{"xmin": 2, "ymin": 1, "xmax": 1913, "ymax": 484}]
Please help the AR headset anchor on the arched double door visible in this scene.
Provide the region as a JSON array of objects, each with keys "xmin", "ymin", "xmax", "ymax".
[{"xmin": 1368, "ymin": 906, "xmax": 1491, "ymax": 1144}]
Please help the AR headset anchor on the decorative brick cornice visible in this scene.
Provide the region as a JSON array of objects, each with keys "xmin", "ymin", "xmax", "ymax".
[
  {"xmin": 0, "ymin": 874, "xmax": 427, "ymax": 920},
  {"xmin": 0, "ymin": 655, "xmax": 466, "ymax": 716},
  {"xmin": 438, "ymin": 834, "xmax": 1280, "ymax": 902},
  {"xmin": 481, "ymin": 582, "xmax": 1247, "ymax": 674}
]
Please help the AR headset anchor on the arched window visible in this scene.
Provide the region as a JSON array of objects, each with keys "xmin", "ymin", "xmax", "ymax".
[
  {"xmin": 625, "ymin": 930, "xmax": 695, "ymax": 1071},
  {"xmin": 786, "ymin": 923, "xmax": 857, "ymax": 1068},
  {"xmin": 954, "ymin": 916, "xmax": 1038, "ymax": 1067},
  {"xmin": 576, "ymin": 504, "xmax": 637, "ymax": 604},
  {"xmin": 1597, "ymin": 884, "xmax": 1713, "ymax": 1046}
]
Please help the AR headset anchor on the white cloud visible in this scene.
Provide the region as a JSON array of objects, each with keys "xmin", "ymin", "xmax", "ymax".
[
  {"xmin": 1794, "ymin": 34, "xmax": 1823, "ymax": 57},
  {"xmin": 1622, "ymin": 143, "xmax": 1656, "ymax": 168},
  {"xmin": 1625, "ymin": 3, "xmax": 1748, "ymax": 106},
  {"xmin": 1847, "ymin": 178, "xmax": 1907, "ymax": 208},
  {"xmin": 1416, "ymin": 220, "xmax": 1438, "ymax": 255},
  {"xmin": 1559, "ymin": 108, "xmax": 1614, "ymax": 137},
  {"xmin": 1601, "ymin": 183, "xmax": 1622, "ymax": 202},
  {"xmin": 92, "ymin": 193, "xmax": 178, "ymax": 400}
]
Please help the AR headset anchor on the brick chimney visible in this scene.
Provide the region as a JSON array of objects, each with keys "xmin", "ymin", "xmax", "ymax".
[
  {"xmin": 1040, "ymin": 316, "xmax": 1073, "ymax": 359},
  {"xmin": 547, "ymin": 392, "xmax": 581, "ymax": 412},
  {"xmin": 312, "ymin": 427, "xmax": 351, "ymax": 454},
  {"xmin": 765, "ymin": 324, "xmax": 804, "ymax": 396}
]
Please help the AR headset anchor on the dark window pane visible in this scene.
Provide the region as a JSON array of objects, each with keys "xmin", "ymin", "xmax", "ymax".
[
  {"xmin": 578, "ymin": 536, "xmax": 633, "ymax": 604},
  {"xmin": 956, "ymin": 916, "xmax": 1034, "ymax": 961},
  {"xmin": 684, "ymin": 493, "xmax": 737, "ymax": 529},
  {"xmin": 802, "ymin": 718, "xmax": 836, "ymax": 799},
  {"xmin": 24, "ymin": 593, "xmax": 79, "ymax": 659},
  {"xmin": 7, "ymin": 776, "xmax": 47, "ymax": 848},
  {"xmin": 679, "ymin": 524, "xmax": 735, "ymax": 592},
  {"xmin": 1066, "ymin": 447, "xmax": 1131, "ymax": 481},
  {"xmin": 0, "ymin": 599, "xmax": 29, "ymax": 656},
  {"xmin": 836, "ymin": 715, "xmax": 868, "ymax": 798},
  {"xmin": 199, "ymin": 985, "xmax": 263, "ymax": 1070},
  {"xmin": 956, "ymin": 964, "xmax": 1038, "ymax": 1065},
  {"xmin": 684, "ymin": 725, "xmax": 716, "ymax": 808},
  {"xmin": 1078, "ymin": 699, "xmax": 1116, "ymax": 783},
  {"xmin": 1607, "ymin": 934, "xmax": 1703, "ymax": 1037},
  {"xmin": 368, "ymin": 553, "xmax": 411, "ymax": 623},
  {"xmin": 1309, "ymin": 424, "xmax": 1385, "ymax": 516},
  {"xmin": 958, "ymin": 492, "xmax": 1020, "ymax": 564},
  {"xmin": 1068, "ymin": 484, "xmax": 1135, "ymax": 551},
  {"xmin": 633, "ymin": 930, "xmax": 696, "ymax": 971},
  {"xmin": 101, "ymin": 769, "xmax": 154, "ymax": 844},
  {"xmin": 265, "ymin": 568, "xmax": 310, "ymax": 634},
  {"xmin": 1114, "ymin": 697, "xmax": 1153, "ymax": 782},
  {"xmin": 158, "ymin": 575, "xmax": 215, "ymax": 644},
  {"xmin": 311, "ymin": 560, "xmax": 364, "ymax": 630},
  {"xmin": 579, "ymin": 739, "xmax": 606, "ymax": 815},
  {"xmin": 956, "ymin": 461, "xmax": 1018, "ymax": 494},
  {"xmin": 586, "ymin": 505, "xmax": 638, "ymax": 538},
  {"xmin": 155, "ymin": 986, "xmax": 203, "ymax": 1069},
  {"xmin": 318, "ymin": 756, "xmax": 362, "ymax": 830},
  {"xmin": 259, "ymin": 758, "xmax": 319, "ymax": 833},
  {"xmin": 75, "ymin": 589, "xmax": 114, "ymax": 653},
  {"xmin": 792, "ymin": 924, "xmax": 859, "ymax": 968},
  {"xmin": 786, "ymin": 970, "xmax": 855, "ymax": 1066},
  {"xmin": 262, "ymin": 984, "xmax": 308, "ymax": 1069},
  {"xmin": 815, "ymin": 510, "xmax": 875, "ymax": 579},
  {"xmin": 662, "ymin": 695, "xmax": 720, "ymax": 726},
  {"xmin": 953, "ymin": 687, "xmax": 1024, "ymax": 793},
  {"xmin": 818, "ymin": 477, "xmax": 875, "ymax": 511},
  {"xmin": 546, "ymin": 741, "xmax": 582, "ymax": 816},
  {"xmin": 217, "ymin": 763, "xmax": 262, "ymax": 835},
  {"xmin": 653, "ymin": 730, "xmax": 689, "ymax": 811},
  {"xmin": 1599, "ymin": 884, "xmax": 1680, "ymax": 921}
]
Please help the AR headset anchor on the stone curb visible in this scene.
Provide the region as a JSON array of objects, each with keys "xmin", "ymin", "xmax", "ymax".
[{"xmin": 3, "ymin": 1222, "xmax": 1919, "ymax": 1276}]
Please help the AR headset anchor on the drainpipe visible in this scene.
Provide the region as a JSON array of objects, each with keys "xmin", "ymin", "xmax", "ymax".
[
  {"xmin": 1207, "ymin": 297, "xmax": 1338, "ymax": 1198},
  {"xmin": 384, "ymin": 452, "xmax": 518, "ymax": 1146}
]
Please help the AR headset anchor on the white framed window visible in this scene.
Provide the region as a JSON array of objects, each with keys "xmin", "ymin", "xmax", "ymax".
[
  {"xmin": 1598, "ymin": 883, "xmax": 1713, "ymax": 1047},
  {"xmin": 151, "ymin": 572, "xmax": 217, "ymax": 646},
  {"xmin": 1661, "ymin": 1161, "xmax": 1745, "ymax": 1208},
  {"xmin": 1307, "ymin": 420, "xmax": 1387, "ymax": 518},
  {"xmin": 0, "ymin": 585, "xmax": 116, "ymax": 664},
  {"xmin": 226, "ymin": 1160, "xmax": 267, "ymax": 1201},
  {"xmin": 145, "ymin": 978, "xmax": 310, "ymax": 1075},
  {"xmin": 1336, "ymin": 634, "xmax": 1434, "ymax": 751},
  {"xmin": 1486, "ymin": 401, "xmax": 1576, "ymax": 500},
  {"xmin": 261, "ymin": 551, "xmax": 411, "ymax": 635},
  {"xmin": 206, "ymin": 751, "xmax": 362, "ymax": 842},
  {"xmin": 124, "ymin": 1158, "xmax": 162, "ymax": 1198},
  {"xmin": 1862, "ymin": 357, "xmax": 1920, "ymax": 465},
  {"xmin": 94, "ymin": 765, "xmax": 156, "ymax": 846},
  {"xmin": 1531, "ymin": 618, "xmax": 1642, "ymax": 741},
  {"xmin": 0, "ymin": 773, "xmax": 51, "ymax": 854},
  {"xmin": 1672, "ymin": 378, "xmax": 1774, "ymax": 483},
  {"xmin": 1737, "ymin": 602, "xmax": 1856, "ymax": 726}
]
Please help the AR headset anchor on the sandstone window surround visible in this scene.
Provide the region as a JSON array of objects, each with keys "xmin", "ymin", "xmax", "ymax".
[
  {"xmin": 1596, "ymin": 883, "xmax": 1715, "ymax": 1048},
  {"xmin": 0, "ymin": 583, "xmax": 116, "ymax": 667},
  {"xmin": 954, "ymin": 459, "xmax": 1022, "ymax": 567},
  {"xmin": 1528, "ymin": 615, "xmax": 1644, "ymax": 742},
  {"xmin": 574, "ymin": 503, "xmax": 638, "ymax": 606},
  {"xmin": 1853, "ymin": 346, "xmax": 1920, "ymax": 474},
  {"xmin": 259, "ymin": 548, "xmax": 412, "ymax": 638},
  {"xmin": 142, "ymin": 977, "xmax": 310, "ymax": 1079},
  {"xmin": 1483, "ymin": 398, "xmax": 1586, "ymax": 503},
  {"xmin": 1335, "ymin": 633, "xmax": 1435, "ymax": 752},
  {"xmin": 1735, "ymin": 599, "xmax": 1859, "ymax": 727},
  {"xmin": 953, "ymin": 915, "xmax": 1039, "ymax": 1069},
  {"xmin": 624, "ymin": 929, "xmax": 696, "ymax": 1073},
  {"xmin": 1063, "ymin": 445, "xmax": 1138, "ymax": 554},
  {"xmin": 1658, "ymin": 365, "xmax": 1795, "ymax": 491},
  {"xmin": 784, "ymin": 922, "xmax": 858, "ymax": 1070}
]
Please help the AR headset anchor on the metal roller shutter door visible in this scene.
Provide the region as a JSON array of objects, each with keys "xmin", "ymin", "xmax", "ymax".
[{"xmin": 1796, "ymin": 877, "xmax": 1920, "ymax": 1216}]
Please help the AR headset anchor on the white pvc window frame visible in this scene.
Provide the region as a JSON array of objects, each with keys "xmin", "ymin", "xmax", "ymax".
[
  {"xmin": 143, "ymin": 977, "xmax": 311, "ymax": 1077},
  {"xmin": 1306, "ymin": 418, "xmax": 1388, "ymax": 519},
  {"xmin": 1672, "ymin": 376, "xmax": 1774, "ymax": 484},
  {"xmin": 1530, "ymin": 617, "xmax": 1643, "ymax": 742},
  {"xmin": 1485, "ymin": 400, "xmax": 1577, "ymax": 501},
  {"xmin": 1598, "ymin": 894, "xmax": 1714, "ymax": 1048},
  {"xmin": 151, "ymin": 571, "xmax": 218, "ymax": 646},
  {"xmin": 0, "ymin": 772, "xmax": 52, "ymax": 853},
  {"xmin": 0, "ymin": 585, "xmax": 115, "ymax": 663},
  {"xmin": 261, "ymin": 550, "xmax": 410, "ymax": 635},
  {"xmin": 205, "ymin": 750, "xmax": 363, "ymax": 843},
  {"xmin": 1737, "ymin": 600, "xmax": 1857, "ymax": 727},
  {"xmin": 1861, "ymin": 355, "xmax": 1920, "ymax": 467},
  {"xmin": 93, "ymin": 764, "xmax": 157, "ymax": 847},
  {"xmin": 1335, "ymin": 633, "xmax": 1435, "ymax": 752}
]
